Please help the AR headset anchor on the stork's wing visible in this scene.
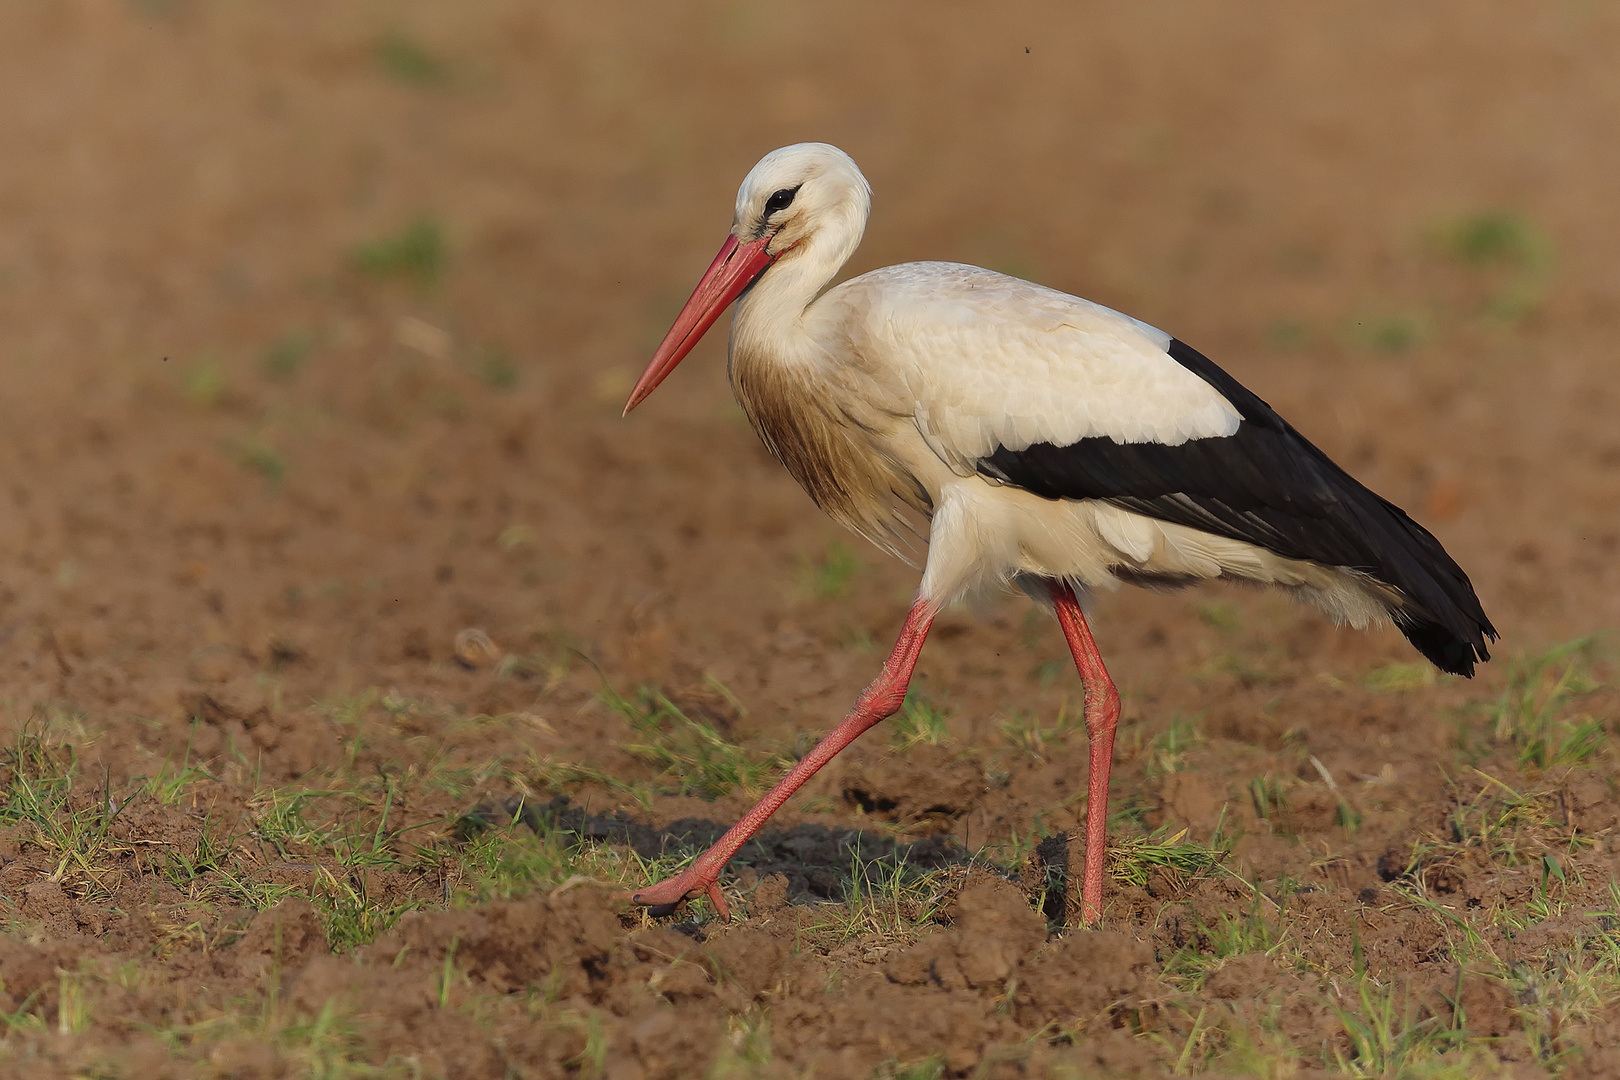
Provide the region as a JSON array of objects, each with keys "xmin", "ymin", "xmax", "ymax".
[
  {"xmin": 841, "ymin": 264, "xmax": 1495, "ymax": 675},
  {"xmin": 841, "ymin": 263, "xmax": 1244, "ymax": 469}
]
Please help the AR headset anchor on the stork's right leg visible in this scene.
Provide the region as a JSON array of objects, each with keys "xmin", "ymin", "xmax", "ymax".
[
  {"xmin": 630, "ymin": 600, "xmax": 936, "ymax": 919},
  {"xmin": 1049, "ymin": 581, "xmax": 1121, "ymax": 925}
]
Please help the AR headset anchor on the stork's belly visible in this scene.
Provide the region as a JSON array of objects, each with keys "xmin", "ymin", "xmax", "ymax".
[
  {"xmin": 917, "ymin": 482, "xmax": 1112, "ymax": 599},
  {"xmin": 916, "ymin": 479, "xmax": 1392, "ymax": 628}
]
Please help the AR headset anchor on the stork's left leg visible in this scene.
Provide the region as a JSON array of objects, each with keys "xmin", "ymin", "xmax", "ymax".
[
  {"xmin": 1049, "ymin": 580, "xmax": 1121, "ymax": 925},
  {"xmin": 630, "ymin": 599, "xmax": 937, "ymax": 919}
]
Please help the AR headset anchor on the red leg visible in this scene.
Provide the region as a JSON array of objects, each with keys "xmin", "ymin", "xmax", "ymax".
[
  {"xmin": 1049, "ymin": 581, "xmax": 1121, "ymax": 925},
  {"xmin": 631, "ymin": 600, "xmax": 936, "ymax": 918}
]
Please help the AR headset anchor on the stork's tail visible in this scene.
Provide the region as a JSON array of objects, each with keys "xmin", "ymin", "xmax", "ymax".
[
  {"xmin": 1394, "ymin": 609, "xmax": 1493, "ymax": 677},
  {"xmin": 1369, "ymin": 501, "xmax": 1496, "ymax": 677}
]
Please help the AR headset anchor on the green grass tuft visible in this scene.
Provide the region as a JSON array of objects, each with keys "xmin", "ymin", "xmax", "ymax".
[
  {"xmin": 1196, "ymin": 601, "xmax": 1241, "ymax": 631},
  {"xmin": 468, "ymin": 345, "xmax": 518, "ymax": 390},
  {"xmin": 890, "ymin": 692, "xmax": 950, "ymax": 749},
  {"xmin": 1329, "ymin": 975, "xmax": 1480, "ymax": 1079},
  {"xmin": 350, "ymin": 216, "xmax": 447, "ymax": 288},
  {"xmin": 1108, "ymin": 825, "xmax": 1227, "ymax": 891},
  {"xmin": 1490, "ymin": 636, "xmax": 1606, "ymax": 769},
  {"xmin": 796, "ymin": 855, "xmax": 950, "ymax": 955},
  {"xmin": 1147, "ymin": 715, "xmax": 1203, "ymax": 776},
  {"xmin": 376, "ymin": 32, "xmax": 448, "ymax": 87},
  {"xmin": 1249, "ymin": 773, "xmax": 1290, "ymax": 830},
  {"xmin": 1264, "ymin": 317, "xmax": 1308, "ymax": 351},
  {"xmin": 1433, "ymin": 209, "xmax": 1555, "ymax": 324},
  {"xmin": 874, "ymin": 1056, "xmax": 945, "ymax": 1080},
  {"xmin": 1348, "ymin": 310, "xmax": 1430, "ymax": 354},
  {"xmin": 1439, "ymin": 209, "xmax": 1551, "ymax": 272},
  {"xmin": 1364, "ymin": 660, "xmax": 1436, "ymax": 693},
  {"xmin": 603, "ymin": 686, "xmax": 787, "ymax": 800},
  {"xmin": 226, "ymin": 437, "xmax": 287, "ymax": 483},
  {"xmin": 1445, "ymin": 772, "xmax": 1566, "ymax": 869},
  {"xmin": 0, "ymin": 733, "xmax": 150, "ymax": 901},
  {"xmin": 183, "ymin": 360, "xmax": 229, "ymax": 407},
  {"xmin": 1159, "ymin": 895, "xmax": 1285, "ymax": 993},
  {"xmin": 261, "ymin": 331, "xmax": 314, "ymax": 381},
  {"xmin": 797, "ymin": 540, "xmax": 859, "ymax": 600},
  {"xmin": 999, "ymin": 699, "xmax": 1083, "ymax": 758}
]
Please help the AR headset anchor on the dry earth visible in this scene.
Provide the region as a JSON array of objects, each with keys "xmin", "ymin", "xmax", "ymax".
[{"xmin": 0, "ymin": 2, "xmax": 1618, "ymax": 1077}]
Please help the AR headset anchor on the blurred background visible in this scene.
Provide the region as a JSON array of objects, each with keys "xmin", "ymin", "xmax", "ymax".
[{"xmin": 0, "ymin": 0, "xmax": 1615, "ymax": 775}]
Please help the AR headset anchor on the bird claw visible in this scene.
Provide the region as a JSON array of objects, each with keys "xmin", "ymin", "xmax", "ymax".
[{"xmin": 630, "ymin": 867, "xmax": 731, "ymax": 921}]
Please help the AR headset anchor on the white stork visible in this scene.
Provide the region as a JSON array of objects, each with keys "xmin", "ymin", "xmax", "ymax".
[{"xmin": 623, "ymin": 143, "xmax": 1495, "ymax": 923}]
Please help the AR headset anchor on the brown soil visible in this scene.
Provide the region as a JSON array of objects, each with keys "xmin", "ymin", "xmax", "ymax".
[{"xmin": 1, "ymin": 1, "xmax": 1618, "ymax": 1077}]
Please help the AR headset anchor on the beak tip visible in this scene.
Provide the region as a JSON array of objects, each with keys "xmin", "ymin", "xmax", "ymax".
[{"xmin": 622, "ymin": 231, "xmax": 764, "ymax": 424}]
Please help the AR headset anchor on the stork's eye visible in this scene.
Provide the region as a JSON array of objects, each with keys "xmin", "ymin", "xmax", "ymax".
[{"xmin": 764, "ymin": 186, "xmax": 800, "ymax": 216}]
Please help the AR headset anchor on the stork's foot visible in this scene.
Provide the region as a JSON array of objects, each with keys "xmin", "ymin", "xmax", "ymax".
[{"xmin": 630, "ymin": 862, "xmax": 730, "ymax": 920}]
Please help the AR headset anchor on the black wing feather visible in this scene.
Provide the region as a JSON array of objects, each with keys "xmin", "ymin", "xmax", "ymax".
[{"xmin": 978, "ymin": 338, "xmax": 1496, "ymax": 676}]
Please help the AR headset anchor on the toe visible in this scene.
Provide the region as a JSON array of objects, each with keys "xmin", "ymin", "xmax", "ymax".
[
  {"xmin": 633, "ymin": 871, "xmax": 702, "ymax": 911},
  {"xmin": 705, "ymin": 881, "xmax": 730, "ymax": 921}
]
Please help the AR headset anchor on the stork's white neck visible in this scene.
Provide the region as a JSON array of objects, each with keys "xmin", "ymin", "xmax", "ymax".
[{"xmin": 730, "ymin": 199, "xmax": 866, "ymax": 366}]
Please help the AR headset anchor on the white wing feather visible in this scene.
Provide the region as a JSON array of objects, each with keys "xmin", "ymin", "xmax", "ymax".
[{"xmin": 826, "ymin": 263, "xmax": 1241, "ymax": 474}]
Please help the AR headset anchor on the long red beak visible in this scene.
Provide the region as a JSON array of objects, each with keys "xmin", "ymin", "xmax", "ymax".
[{"xmin": 624, "ymin": 233, "xmax": 776, "ymax": 415}]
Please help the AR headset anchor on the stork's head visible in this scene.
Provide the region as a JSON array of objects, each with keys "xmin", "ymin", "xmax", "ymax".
[
  {"xmin": 624, "ymin": 143, "xmax": 871, "ymax": 414},
  {"xmin": 733, "ymin": 142, "xmax": 871, "ymax": 260}
]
